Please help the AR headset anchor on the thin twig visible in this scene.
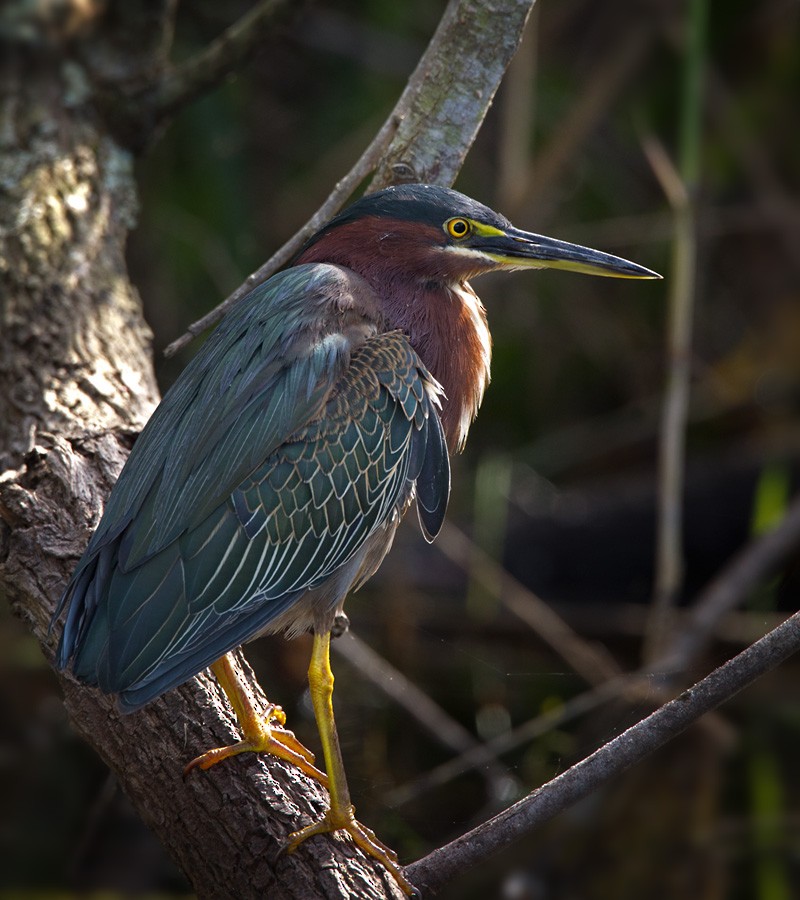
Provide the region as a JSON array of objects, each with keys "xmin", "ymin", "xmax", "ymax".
[
  {"xmin": 436, "ymin": 522, "xmax": 622, "ymax": 686},
  {"xmin": 643, "ymin": 0, "xmax": 708, "ymax": 663},
  {"xmin": 138, "ymin": 0, "xmax": 291, "ymax": 124},
  {"xmin": 405, "ymin": 609, "xmax": 800, "ymax": 895},
  {"xmin": 495, "ymin": 6, "xmax": 538, "ymax": 213},
  {"xmin": 333, "ymin": 632, "xmax": 517, "ymax": 798},
  {"xmin": 642, "ymin": 134, "xmax": 696, "ymax": 661},
  {"xmin": 521, "ymin": 20, "xmax": 653, "ymax": 222},
  {"xmin": 386, "ymin": 593, "xmax": 746, "ymax": 808},
  {"xmin": 656, "ymin": 491, "xmax": 800, "ymax": 676},
  {"xmin": 163, "ymin": 114, "xmax": 401, "ymax": 357},
  {"xmin": 387, "ymin": 673, "xmax": 642, "ymax": 808}
]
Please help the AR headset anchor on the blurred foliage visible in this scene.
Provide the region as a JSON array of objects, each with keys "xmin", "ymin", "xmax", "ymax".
[{"xmin": 4, "ymin": 0, "xmax": 800, "ymax": 897}]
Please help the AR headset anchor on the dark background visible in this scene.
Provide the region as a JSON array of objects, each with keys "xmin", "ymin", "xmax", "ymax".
[{"xmin": 2, "ymin": 1, "xmax": 800, "ymax": 897}]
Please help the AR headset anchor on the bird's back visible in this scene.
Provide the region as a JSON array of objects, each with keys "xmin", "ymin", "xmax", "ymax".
[{"xmin": 54, "ymin": 263, "xmax": 449, "ymax": 711}]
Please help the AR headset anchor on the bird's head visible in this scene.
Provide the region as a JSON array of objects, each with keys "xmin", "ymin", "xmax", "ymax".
[
  {"xmin": 295, "ymin": 184, "xmax": 660, "ymax": 451},
  {"xmin": 295, "ymin": 183, "xmax": 661, "ymax": 285}
]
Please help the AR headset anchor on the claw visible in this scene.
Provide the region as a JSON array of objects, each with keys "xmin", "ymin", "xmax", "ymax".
[
  {"xmin": 184, "ymin": 656, "xmax": 330, "ymax": 787},
  {"xmin": 184, "ymin": 702, "xmax": 328, "ymax": 785},
  {"xmin": 184, "ymin": 702, "xmax": 329, "ymax": 785},
  {"xmin": 286, "ymin": 803, "xmax": 413, "ymax": 895}
]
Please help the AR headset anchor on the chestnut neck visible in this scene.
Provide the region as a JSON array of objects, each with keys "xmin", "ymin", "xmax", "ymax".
[{"xmin": 295, "ymin": 217, "xmax": 491, "ymax": 451}]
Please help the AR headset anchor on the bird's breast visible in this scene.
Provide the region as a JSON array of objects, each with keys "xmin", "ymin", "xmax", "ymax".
[{"xmin": 400, "ymin": 280, "xmax": 491, "ymax": 452}]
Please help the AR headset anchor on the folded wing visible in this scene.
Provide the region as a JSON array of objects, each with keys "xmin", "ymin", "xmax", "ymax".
[{"xmin": 54, "ymin": 264, "xmax": 449, "ymax": 710}]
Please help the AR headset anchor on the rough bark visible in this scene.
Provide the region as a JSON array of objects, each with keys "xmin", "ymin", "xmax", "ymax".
[
  {"xmin": 368, "ymin": 0, "xmax": 535, "ymax": 191},
  {"xmin": 0, "ymin": 18, "xmax": 402, "ymax": 900}
]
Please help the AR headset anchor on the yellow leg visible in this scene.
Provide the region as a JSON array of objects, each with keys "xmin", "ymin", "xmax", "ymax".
[
  {"xmin": 286, "ymin": 631, "xmax": 414, "ymax": 896},
  {"xmin": 183, "ymin": 652, "xmax": 328, "ymax": 788}
]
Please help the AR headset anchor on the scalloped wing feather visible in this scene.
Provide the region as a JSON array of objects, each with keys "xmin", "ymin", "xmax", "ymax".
[{"xmin": 55, "ymin": 276, "xmax": 450, "ymax": 711}]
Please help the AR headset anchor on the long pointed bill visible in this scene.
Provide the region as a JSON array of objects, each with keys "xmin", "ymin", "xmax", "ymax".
[{"xmin": 479, "ymin": 226, "xmax": 661, "ymax": 279}]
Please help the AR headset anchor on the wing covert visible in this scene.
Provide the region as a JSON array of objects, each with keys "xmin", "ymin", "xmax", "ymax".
[
  {"xmin": 81, "ymin": 265, "xmax": 372, "ymax": 573},
  {"xmin": 222, "ymin": 330, "xmax": 448, "ymax": 606},
  {"xmin": 56, "ymin": 321, "xmax": 450, "ymax": 709}
]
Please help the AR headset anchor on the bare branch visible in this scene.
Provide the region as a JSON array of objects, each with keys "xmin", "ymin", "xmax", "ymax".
[
  {"xmin": 642, "ymin": 134, "xmax": 697, "ymax": 661},
  {"xmin": 367, "ymin": 0, "xmax": 536, "ymax": 191},
  {"xmin": 163, "ymin": 113, "xmax": 401, "ymax": 358},
  {"xmin": 643, "ymin": 0, "xmax": 708, "ymax": 661},
  {"xmin": 656, "ymin": 491, "xmax": 800, "ymax": 675},
  {"xmin": 131, "ymin": 0, "xmax": 291, "ymax": 126},
  {"xmin": 164, "ymin": 0, "xmax": 537, "ymax": 357},
  {"xmin": 386, "ymin": 673, "xmax": 640, "ymax": 808},
  {"xmin": 436, "ymin": 522, "xmax": 622, "ymax": 685},
  {"xmin": 333, "ymin": 631, "xmax": 518, "ymax": 798},
  {"xmin": 407, "ymin": 609, "xmax": 800, "ymax": 895}
]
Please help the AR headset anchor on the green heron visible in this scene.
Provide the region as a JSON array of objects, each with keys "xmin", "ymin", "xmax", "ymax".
[{"xmin": 54, "ymin": 184, "xmax": 659, "ymax": 893}]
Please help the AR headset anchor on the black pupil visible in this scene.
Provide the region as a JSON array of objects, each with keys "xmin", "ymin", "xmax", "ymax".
[{"xmin": 453, "ymin": 221, "xmax": 466, "ymax": 234}]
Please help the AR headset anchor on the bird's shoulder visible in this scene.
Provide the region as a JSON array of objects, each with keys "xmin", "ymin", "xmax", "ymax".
[{"xmin": 78, "ymin": 264, "xmax": 393, "ymax": 564}]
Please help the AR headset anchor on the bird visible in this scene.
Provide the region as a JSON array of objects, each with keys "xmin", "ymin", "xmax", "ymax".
[{"xmin": 53, "ymin": 183, "xmax": 659, "ymax": 894}]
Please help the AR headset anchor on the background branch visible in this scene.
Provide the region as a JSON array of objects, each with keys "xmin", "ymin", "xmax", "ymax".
[
  {"xmin": 112, "ymin": 0, "xmax": 293, "ymax": 144},
  {"xmin": 436, "ymin": 523, "xmax": 622, "ymax": 685},
  {"xmin": 333, "ymin": 631, "xmax": 519, "ymax": 801},
  {"xmin": 657, "ymin": 491, "xmax": 800, "ymax": 676},
  {"xmin": 643, "ymin": 0, "xmax": 708, "ymax": 662},
  {"xmin": 407, "ymin": 609, "xmax": 800, "ymax": 895}
]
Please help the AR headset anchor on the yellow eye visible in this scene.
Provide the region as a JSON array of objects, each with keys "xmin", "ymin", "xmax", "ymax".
[{"xmin": 445, "ymin": 218, "xmax": 471, "ymax": 239}]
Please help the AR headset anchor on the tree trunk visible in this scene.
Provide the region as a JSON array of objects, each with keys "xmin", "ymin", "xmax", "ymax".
[{"xmin": 0, "ymin": 26, "xmax": 403, "ymax": 900}]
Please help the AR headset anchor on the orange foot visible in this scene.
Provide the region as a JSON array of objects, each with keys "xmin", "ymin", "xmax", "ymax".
[
  {"xmin": 183, "ymin": 702, "xmax": 329, "ymax": 787},
  {"xmin": 286, "ymin": 802, "xmax": 414, "ymax": 896}
]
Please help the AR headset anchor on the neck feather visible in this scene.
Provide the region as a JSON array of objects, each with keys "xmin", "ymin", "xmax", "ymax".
[
  {"xmin": 295, "ymin": 219, "xmax": 492, "ymax": 451},
  {"xmin": 385, "ymin": 279, "xmax": 491, "ymax": 451}
]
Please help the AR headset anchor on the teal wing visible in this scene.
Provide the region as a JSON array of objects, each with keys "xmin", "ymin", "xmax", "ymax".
[
  {"xmin": 54, "ymin": 265, "xmax": 449, "ymax": 711},
  {"xmin": 93, "ymin": 265, "xmax": 363, "ymax": 568}
]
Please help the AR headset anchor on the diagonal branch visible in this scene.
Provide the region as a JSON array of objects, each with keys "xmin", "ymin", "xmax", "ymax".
[
  {"xmin": 333, "ymin": 631, "xmax": 518, "ymax": 799},
  {"xmin": 655, "ymin": 490, "xmax": 800, "ymax": 676},
  {"xmin": 164, "ymin": 0, "xmax": 537, "ymax": 357},
  {"xmin": 127, "ymin": 0, "xmax": 292, "ymax": 130},
  {"xmin": 163, "ymin": 112, "xmax": 401, "ymax": 357},
  {"xmin": 386, "ymin": 673, "xmax": 640, "ymax": 809},
  {"xmin": 436, "ymin": 522, "xmax": 622, "ymax": 685},
  {"xmin": 406, "ymin": 608, "xmax": 800, "ymax": 895}
]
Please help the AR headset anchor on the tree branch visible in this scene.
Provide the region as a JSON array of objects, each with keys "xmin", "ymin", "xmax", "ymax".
[
  {"xmin": 164, "ymin": 0, "xmax": 537, "ymax": 357},
  {"xmin": 1, "ymin": 1, "xmax": 537, "ymax": 897},
  {"xmin": 367, "ymin": 0, "xmax": 537, "ymax": 192},
  {"xmin": 406, "ymin": 609, "xmax": 800, "ymax": 895}
]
